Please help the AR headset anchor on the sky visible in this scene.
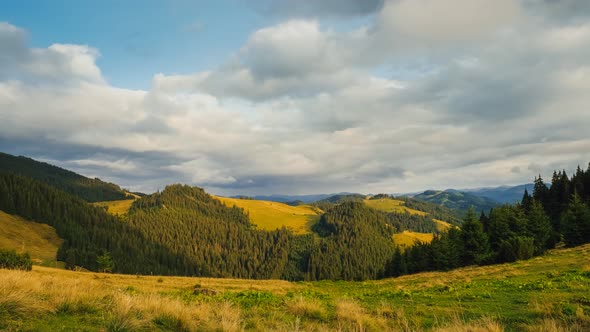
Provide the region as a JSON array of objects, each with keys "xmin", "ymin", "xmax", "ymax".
[{"xmin": 1, "ymin": 0, "xmax": 590, "ymax": 196}]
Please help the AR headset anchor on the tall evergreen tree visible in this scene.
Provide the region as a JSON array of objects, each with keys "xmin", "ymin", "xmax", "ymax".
[
  {"xmin": 461, "ymin": 208, "xmax": 491, "ymax": 265},
  {"xmin": 533, "ymin": 175, "xmax": 550, "ymax": 209},
  {"xmin": 521, "ymin": 188, "xmax": 533, "ymax": 214},
  {"xmin": 561, "ymin": 193, "xmax": 590, "ymax": 247},
  {"xmin": 526, "ymin": 200, "xmax": 553, "ymax": 254}
]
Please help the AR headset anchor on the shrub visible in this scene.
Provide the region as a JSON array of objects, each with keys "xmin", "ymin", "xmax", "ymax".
[{"xmin": 0, "ymin": 249, "xmax": 32, "ymax": 271}]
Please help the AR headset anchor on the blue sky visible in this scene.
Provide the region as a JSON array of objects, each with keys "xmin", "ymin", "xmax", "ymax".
[
  {"xmin": 1, "ymin": 0, "xmax": 266, "ymax": 88},
  {"xmin": 1, "ymin": 0, "xmax": 589, "ymax": 195}
]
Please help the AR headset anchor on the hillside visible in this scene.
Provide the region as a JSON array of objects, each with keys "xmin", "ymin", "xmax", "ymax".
[
  {"xmin": 413, "ymin": 189, "xmax": 499, "ymax": 213},
  {"xmin": 0, "ymin": 210, "xmax": 62, "ymax": 266},
  {"xmin": 214, "ymin": 196, "xmax": 321, "ymax": 234},
  {"xmin": 93, "ymin": 199, "xmax": 136, "ymax": 216},
  {"xmin": 392, "ymin": 231, "xmax": 434, "ymax": 249},
  {"xmin": 2, "ymin": 244, "xmax": 588, "ymax": 331},
  {"xmin": 0, "ymin": 173, "xmax": 186, "ymax": 275},
  {"xmin": 0, "ymin": 152, "xmax": 128, "ymax": 202},
  {"xmin": 363, "ymin": 197, "xmax": 427, "ymax": 215}
]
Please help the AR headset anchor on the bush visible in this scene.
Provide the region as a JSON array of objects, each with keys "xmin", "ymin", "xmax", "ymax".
[{"xmin": 0, "ymin": 249, "xmax": 33, "ymax": 271}]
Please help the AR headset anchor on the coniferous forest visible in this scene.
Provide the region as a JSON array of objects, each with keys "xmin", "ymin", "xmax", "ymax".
[
  {"xmin": 388, "ymin": 166, "xmax": 590, "ymax": 277},
  {"xmin": 1, "ymin": 151, "xmax": 590, "ymax": 281}
]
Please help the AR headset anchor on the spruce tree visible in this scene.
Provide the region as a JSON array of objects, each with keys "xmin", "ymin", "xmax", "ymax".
[
  {"xmin": 461, "ymin": 208, "xmax": 491, "ymax": 265},
  {"xmin": 561, "ymin": 193, "xmax": 590, "ymax": 247},
  {"xmin": 526, "ymin": 200, "xmax": 553, "ymax": 254}
]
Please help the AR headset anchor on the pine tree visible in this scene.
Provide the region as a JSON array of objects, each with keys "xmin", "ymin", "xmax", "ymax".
[
  {"xmin": 461, "ymin": 208, "xmax": 491, "ymax": 265},
  {"xmin": 533, "ymin": 175, "xmax": 550, "ymax": 209},
  {"xmin": 521, "ymin": 188, "xmax": 533, "ymax": 214},
  {"xmin": 561, "ymin": 193, "xmax": 590, "ymax": 247},
  {"xmin": 526, "ymin": 200, "xmax": 553, "ymax": 254}
]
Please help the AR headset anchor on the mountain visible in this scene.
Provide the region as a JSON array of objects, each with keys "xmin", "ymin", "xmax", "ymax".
[
  {"xmin": 464, "ymin": 184, "xmax": 532, "ymax": 204},
  {"xmin": 246, "ymin": 192, "xmax": 357, "ymax": 203},
  {"xmin": 0, "ymin": 152, "xmax": 129, "ymax": 202},
  {"xmin": 412, "ymin": 189, "xmax": 499, "ymax": 213}
]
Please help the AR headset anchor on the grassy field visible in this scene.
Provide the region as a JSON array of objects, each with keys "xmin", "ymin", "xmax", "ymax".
[
  {"xmin": 1, "ymin": 245, "xmax": 589, "ymax": 331},
  {"xmin": 215, "ymin": 197, "xmax": 321, "ymax": 234},
  {"xmin": 0, "ymin": 210, "xmax": 62, "ymax": 266},
  {"xmin": 363, "ymin": 198, "xmax": 428, "ymax": 216},
  {"xmin": 93, "ymin": 199, "xmax": 136, "ymax": 216},
  {"xmin": 392, "ymin": 231, "xmax": 435, "ymax": 249}
]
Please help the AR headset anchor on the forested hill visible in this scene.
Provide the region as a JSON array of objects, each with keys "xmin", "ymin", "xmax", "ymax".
[
  {"xmin": 0, "ymin": 173, "xmax": 184, "ymax": 274},
  {"xmin": 0, "ymin": 152, "xmax": 128, "ymax": 202}
]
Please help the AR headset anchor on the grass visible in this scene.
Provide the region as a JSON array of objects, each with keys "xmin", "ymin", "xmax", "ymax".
[
  {"xmin": 433, "ymin": 219, "xmax": 454, "ymax": 231},
  {"xmin": 0, "ymin": 210, "xmax": 63, "ymax": 266},
  {"xmin": 215, "ymin": 196, "xmax": 322, "ymax": 234},
  {"xmin": 93, "ymin": 199, "xmax": 135, "ymax": 216},
  {"xmin": 393, "ymin": 230, "xmax": 435, "ymax": 248},
  {"xmin": 365, "ymin": 198, "xmax": 453, "ymax": 248},
  {"xmin": 363, "ymin": 198, "xmax": 428, "ymax": 216},
  {"xmin": 1, "ymin": 244, "xmax": 589, "ymax": 331}
]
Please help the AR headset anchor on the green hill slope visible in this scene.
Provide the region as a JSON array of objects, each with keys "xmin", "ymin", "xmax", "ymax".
[{"xmin": 0, "ymin": 152, "xmax": 128, "ymax": 202}]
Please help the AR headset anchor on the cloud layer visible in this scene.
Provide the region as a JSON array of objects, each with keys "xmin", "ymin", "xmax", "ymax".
[{"xmin": 1, "ymin": 1, "xmax": 590, "ymax": 195}]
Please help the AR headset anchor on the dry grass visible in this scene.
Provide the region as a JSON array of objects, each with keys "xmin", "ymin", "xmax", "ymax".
[
  {"xmin": 393, "ymin": 230, "xmax": 435, "ymax": 248},
  {"xmin": 215, "ymin": 196, "xmax": 321, "ymax": 234},
  {"xmin": 432, "ymin": 219, "xmax": 454, "ymax": 231},
  {"xmin": 434, "ymin": 316, "xmax": 503, "ymax": 332},
  {"xmin": 93, "ymin": 199, "xmax": 136, "ymax": 216},
  {"xmin": 363, "ymin": 198, "xmax": 428, "ymax": 216},
  {"xmin": 1, "ymin": 244, "xmax": 589, "ymax": 331},
  {"xmin": 286, "ymin": 295, "xmax": 328, "ymax": 321},
  {"xmin": 0, "ymin": 210, "xmax": 62, "ymax": 264}
]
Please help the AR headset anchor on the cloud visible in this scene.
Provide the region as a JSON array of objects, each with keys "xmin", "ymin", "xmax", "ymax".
[
  {"xmin": 1, "ymin": 1, "xmax": 590, "ymax": 196},
  {"xmin": 249, "ymin": 0, "xmax": 384, "ymax": 18},
  {"xmin": 0, "ymin": 22, "xmax": 104, "ymax": 84},
  {"xmin": 376, "ymin": 0, "xmax": 521, "ymax": 44}
]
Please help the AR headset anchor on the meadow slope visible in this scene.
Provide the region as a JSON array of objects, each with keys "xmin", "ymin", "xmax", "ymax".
[
  {"xmin": 0, "ymin": 210, "xmax": 62, "ymax": 266},
  {"xmin": 214, "ymin": 196, "xmax": 321, "ymax": 234},
  {"xmin": 1, "ymin": 245, "xmax": 589, "ymax": 331}
]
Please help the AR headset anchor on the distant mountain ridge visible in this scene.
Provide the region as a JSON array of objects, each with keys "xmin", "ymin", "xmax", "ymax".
[
  {"xmin": 463, "ymin": 184, "xmax": 532, "ymax": 204},
  {"xmin": 241, "ymin": 192, "xmax": 358, "ymax": 203}
]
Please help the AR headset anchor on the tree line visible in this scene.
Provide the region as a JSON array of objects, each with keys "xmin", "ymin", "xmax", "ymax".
[
  {"xmin": 387, "ymin": 164, "xmax": 590, "ymax": 277},
  {"xmin": 2, "ymin": 162, "xmax": 589, "ymax": 281}
]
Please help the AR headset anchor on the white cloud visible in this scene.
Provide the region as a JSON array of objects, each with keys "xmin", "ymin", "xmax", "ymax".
[
  {"xmin": 1, "ymin": 1, "xmax": 590, "ymax": 195},
  {"xmin": 376, "ymin": 0, "xmax": 521, "ymax": 44}
]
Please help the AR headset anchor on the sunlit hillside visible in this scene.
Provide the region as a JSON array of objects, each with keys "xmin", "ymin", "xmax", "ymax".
[
  {"xmin": 392, "ymin": 230, "xmax": 435, "ymax": 249},
  {"xmin": 2, "ymin": 244, "xmax": 588, "ymax": 331},
  {"xmin": 365, "ymin": 198, "xmax": 453, "ymax": 247},
  {"xmin": 215, "ymin": 196, "xmax": 321, "ymax": 234},
  {"xmin": 0, "ymin": 210, "xmax": 62, "ymax": 266},
  {"xmin": 93, "ymin": 199, "xmax": 135, "ymax": 216},
  {"xmin": 363, "ymin": 198, "xmax": 428, "ymax": 216}
]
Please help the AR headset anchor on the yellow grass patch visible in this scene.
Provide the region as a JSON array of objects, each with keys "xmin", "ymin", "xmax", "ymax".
[
  {"xmin": 433, "ymin": 219, "xmax": 454, "ymax": 231},
  {"xmin": 392, "ymin": 231, "xmax": 434, "ymax": 249},
  {"xmin": 93, "ymin": 199, "xmax": 135, "ymax": 216},
  {"xmin": 0, "ymin": 210, "xmax": 62, "ymax": 265},
  {"xmin": 214, "ymin": 196, "xmax": 321, "ymax": 234},
  {"xmin": 363, "ymin": 198, "xmax": 428, "ymax": 216}
]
